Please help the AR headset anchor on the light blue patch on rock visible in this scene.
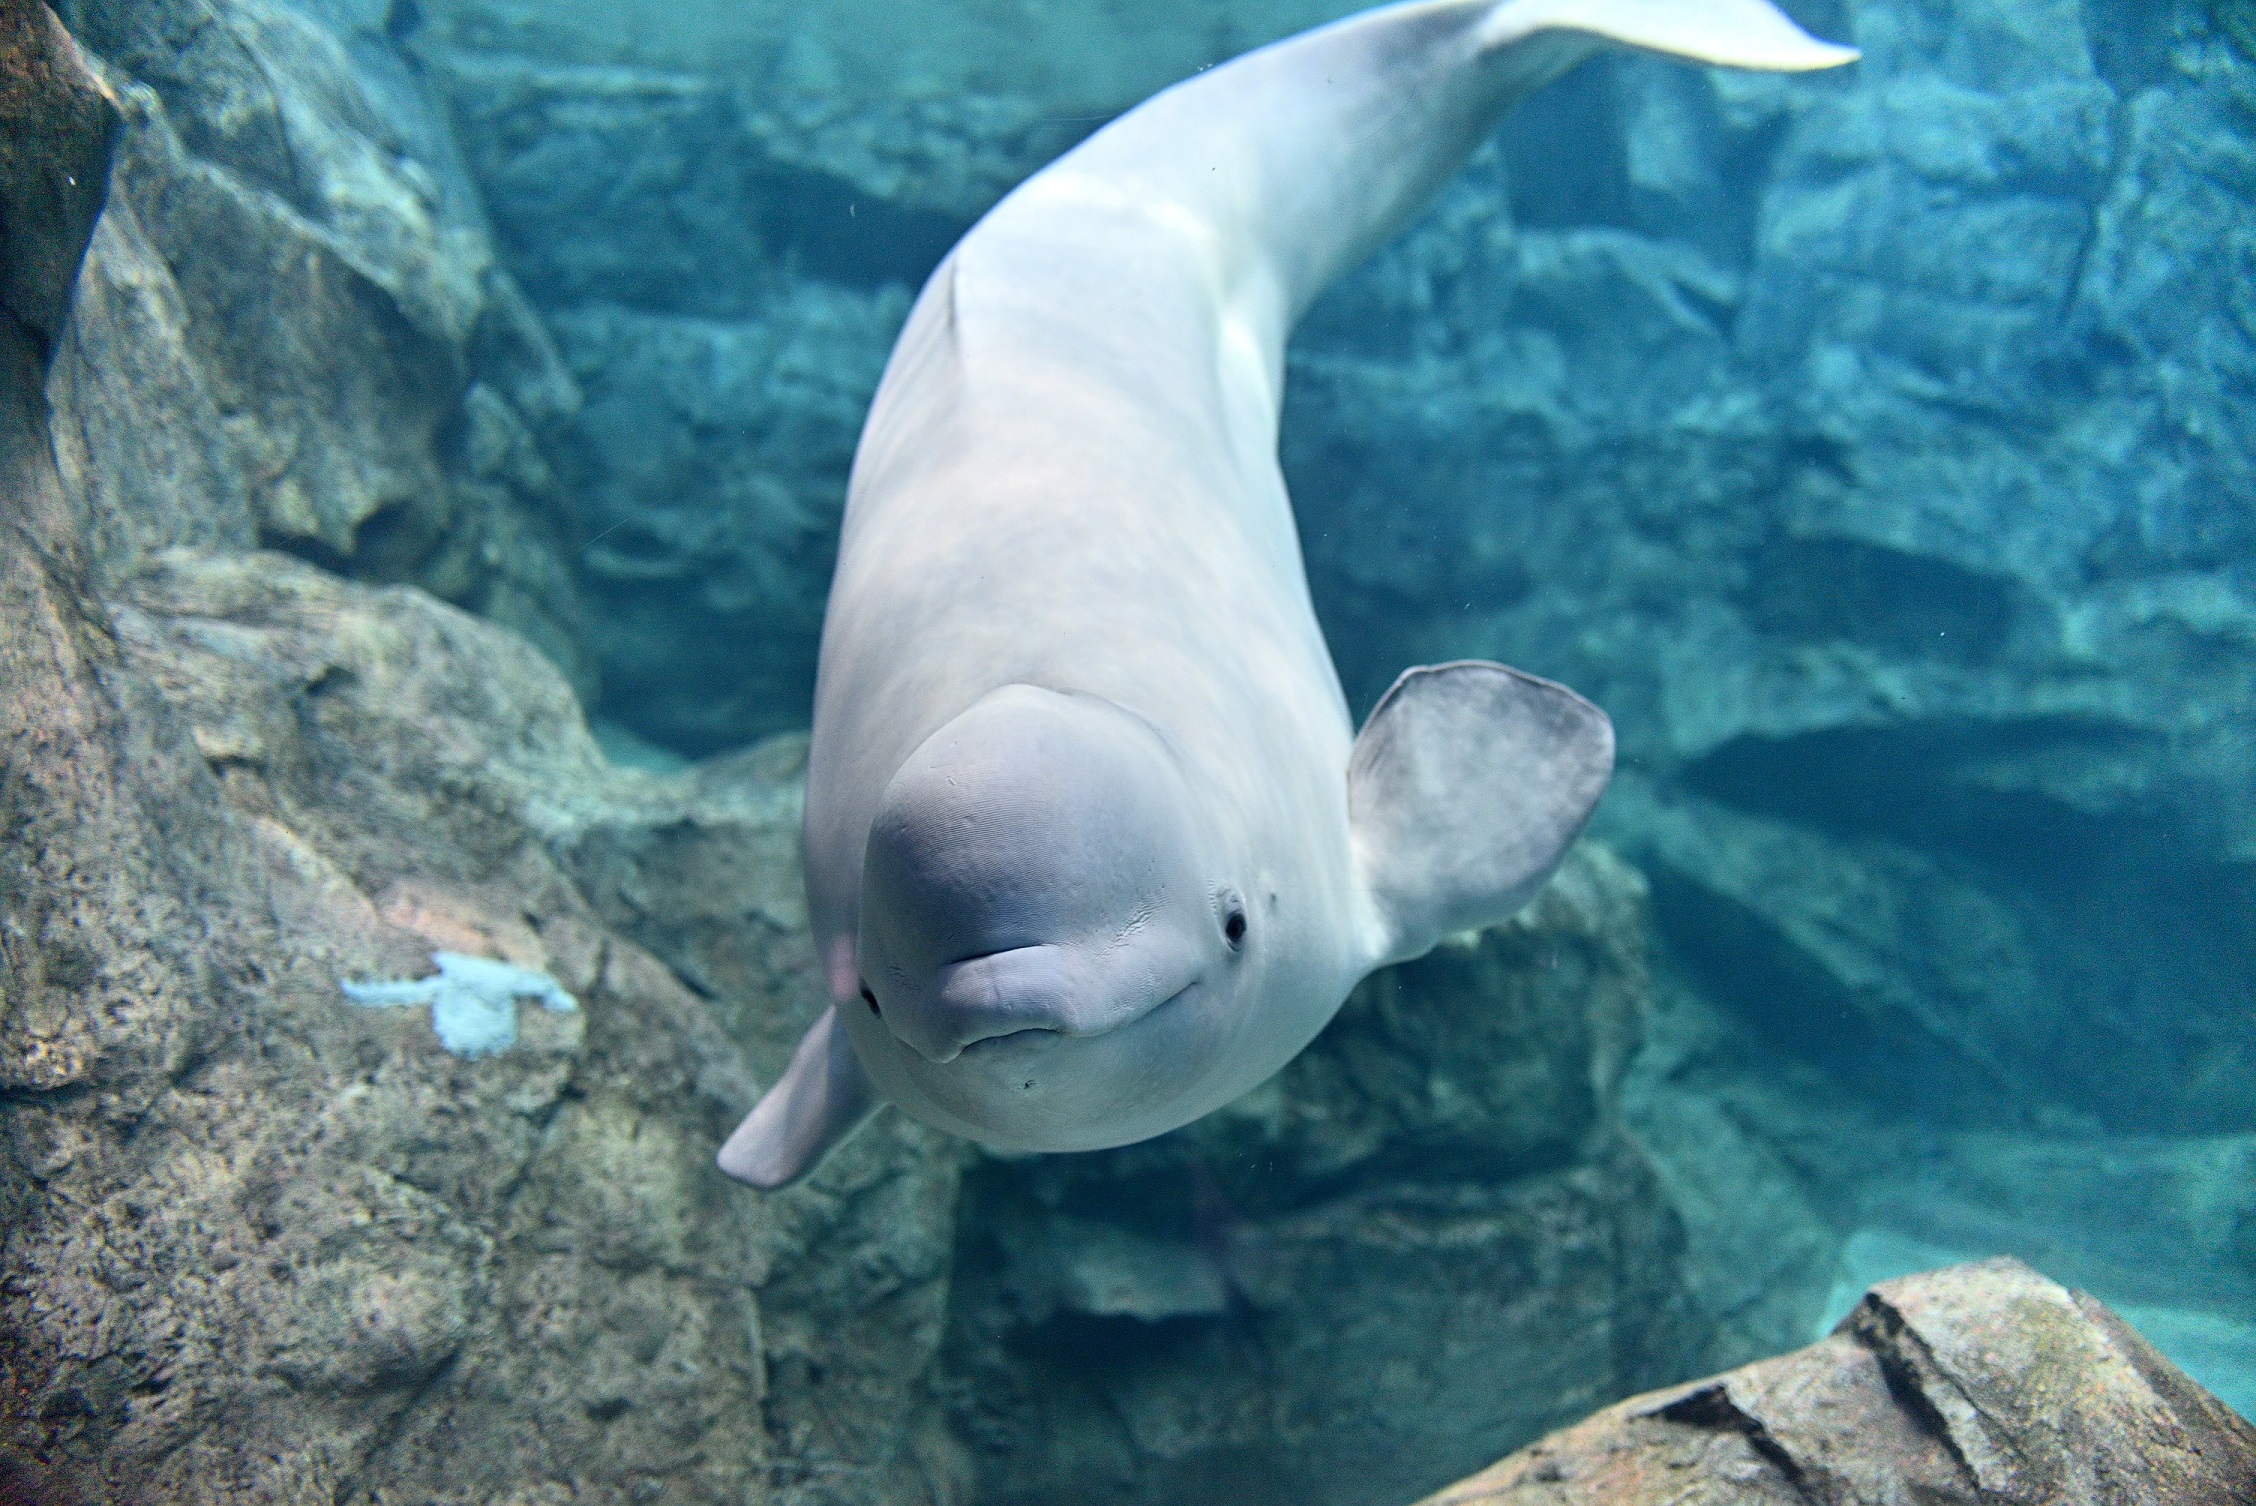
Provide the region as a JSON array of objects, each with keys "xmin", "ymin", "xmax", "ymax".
[{"xmin": 342, "ymin": 951, "xmax": 579, "ymax": 1058}]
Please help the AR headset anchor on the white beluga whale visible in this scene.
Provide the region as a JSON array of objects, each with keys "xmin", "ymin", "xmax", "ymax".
[{"xmin": 718, "ymin": 0, "xmax": 1856, "ymax": 1187}]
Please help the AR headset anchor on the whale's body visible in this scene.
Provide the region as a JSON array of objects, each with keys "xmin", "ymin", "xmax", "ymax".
[{"xmin": 719, "ymin": 0, "xmax": 1854, "ymax": 1187}]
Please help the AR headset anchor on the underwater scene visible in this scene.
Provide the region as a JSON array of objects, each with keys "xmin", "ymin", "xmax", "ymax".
[{"xmin": 2, "ymin": 0, "xmax": 2253, "ymax": 1501}]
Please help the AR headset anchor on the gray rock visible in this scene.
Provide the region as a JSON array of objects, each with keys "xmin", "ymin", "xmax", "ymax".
[
  {"xmin": 1275, "ymin": 0, "xmax": 2256, "ymax": 1142},
  {"xmin": 551, "ymin": 290, "xmax": 904, "ymax": 750},
  {"xmin": 47, "ymin": 0, "xmax": 596, "ymax": 696},
  {"xmin": 421, "ymin": 49, "xmax": 989, "ymax": 312},
  {"xmin": 0, "ymin": 60, "xmax": 957, "ymax": 1469},
  {"xmin": 1419, "ymin": 1258, "xmax": 2256, "ymax": 1506}
]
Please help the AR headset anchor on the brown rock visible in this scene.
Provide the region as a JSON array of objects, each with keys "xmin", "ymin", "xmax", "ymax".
[
  {"xmin": 1419, "ymin": 1258, "xmax": 2256, "ymax": 1506},
  {"xmin": 0, "ymin": 32, "xmax": 961, "ymax": 1490},
  {"xmin": 1, "ymin": 540, "xmax": 968, "ymax": 1503}
]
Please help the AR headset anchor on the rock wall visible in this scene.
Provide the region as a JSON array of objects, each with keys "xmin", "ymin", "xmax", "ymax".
[
  {"xmin": 0, "ymin": 23, "xmax": 962, "ymax": 1491},
  {"xmin": 1287, "ymin": 0, "xmax": 2256, "ymax": 1142},
  {"xmin": 1270, "ymin": 0, "xmax": 2256, "ymax": 1387},
  {"xmin": 5, "ymin": 444, "xmax": 961, "ymax": 1502},
  {"xmin": 47, "ymin": 0, "xmax": 595, "ymax": 695}
]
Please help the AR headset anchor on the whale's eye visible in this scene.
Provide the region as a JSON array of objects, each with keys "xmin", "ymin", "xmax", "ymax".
[
  {"xmin": 860, "ymin": 982, "xmax": 881, "ymax": 1016},
  {"xmin": 1224, "ymin": 909, "xmax": 1247, "ymax": 948}
]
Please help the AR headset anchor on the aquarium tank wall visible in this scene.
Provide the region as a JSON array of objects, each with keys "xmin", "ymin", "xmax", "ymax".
[{"xmin": 0, "ymin": 0, "xmax": 2250, "ymax": 1502}]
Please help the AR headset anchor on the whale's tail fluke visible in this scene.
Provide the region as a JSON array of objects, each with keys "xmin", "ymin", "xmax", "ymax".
[{"xmin": 1478, "ymin": 0, "xmax": 1859, "ymax": 73}]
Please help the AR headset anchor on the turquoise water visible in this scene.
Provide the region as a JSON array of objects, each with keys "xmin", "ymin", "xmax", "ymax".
[{"xmin": 21, "ymin": 0, "xmax": 2254, "ymax": 1500}]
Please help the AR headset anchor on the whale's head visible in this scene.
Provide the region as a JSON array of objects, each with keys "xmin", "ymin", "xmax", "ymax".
[
  {"xmin": 843, "ymin": 684, "xmax": 1259, "ymax": 1151},
  {"xmin": 720, "ymin": 663, "xmax": 1610, "ymax": 1188}
]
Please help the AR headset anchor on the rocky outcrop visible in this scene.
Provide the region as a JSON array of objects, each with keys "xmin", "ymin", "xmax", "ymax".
[
  {"xmin": 1, "ymin": 541, "xmax": 963, "ymax": 1502},
  {"xmin": 544, "ymin": 290, "xmax": 906, "ymax": 750},
  {"xmin": 1283, "ymin": 0, "xmax": 2256, "ymax": 1142},
  {"xmin": 1419, "ymin": 1258, "xmax": 2256, "ymax": 1506},
  {"xmin": 1071, "ymin": 0, "xmax": 2246, "ymax": 1389},
  {"xmin": 46, "ymin": 0, "xmax": 595, "ymax": 693},
  {"xmin": 0, "ymin": 33, "xmax": 962, "ymax": 1482}
]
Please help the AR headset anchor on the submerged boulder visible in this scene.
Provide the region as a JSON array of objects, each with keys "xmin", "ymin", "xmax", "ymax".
[{"xmin": 1419, "ymin": 1258, "xmax": 2256, "ymax": 1506}]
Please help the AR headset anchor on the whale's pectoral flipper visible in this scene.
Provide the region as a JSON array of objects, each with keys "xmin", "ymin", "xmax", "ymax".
[
  {"xmin": 717, "ymin": 1005, "xmax": 878, "ymax": 1189},
  {"xmin": 1348, "ymin": 662, "xmax": 1615, "ymax": 969}
]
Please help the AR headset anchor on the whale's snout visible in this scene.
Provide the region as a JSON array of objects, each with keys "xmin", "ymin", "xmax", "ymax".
[
  {"xmin": 885, "ymin": 945, "xmax": 1072, "ymax": 1063},
  {"xmin": 883, "ymin": 942, "xmax": 1199, "ymax": 1063}
]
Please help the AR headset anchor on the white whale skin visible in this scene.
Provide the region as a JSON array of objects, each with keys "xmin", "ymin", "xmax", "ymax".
[{"xmin": 718, "ymin": 0, "xmax": 1855, "ymax": 1188}]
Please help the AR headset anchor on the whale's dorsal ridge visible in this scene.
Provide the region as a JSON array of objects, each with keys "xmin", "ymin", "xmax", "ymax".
[{"xmin": 1348, "ymin": 661, "xmax": 1616, "ymax": 968}]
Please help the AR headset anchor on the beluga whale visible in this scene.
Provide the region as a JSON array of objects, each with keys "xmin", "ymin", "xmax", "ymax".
[{"xmin": 718, "ymin": 0, "xmax": 1856, "ymax": 1187}]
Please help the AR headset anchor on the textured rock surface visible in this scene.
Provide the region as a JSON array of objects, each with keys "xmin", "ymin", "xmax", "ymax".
[
  {"xmin": 1284, "ymin": 0, "xmax": 2256, "ymax": 1140},
  {"xmin": 1419, "ymin": 1258, "xmax": 2256, "ymax": 1506},
  {"xmin": 548, "ymin": 292, "xmax": 905, "ymax": 749},
  {"xmin": 46, "ymin": 0, "xmax": 595, "ymax": 694},
  {"xmin": 940, "ymin": 846, "xmax": 1706, "ymax": 1506},
  {"xmin": 0, "ymin": 72, "xmax": 963, "ymax": 1485},
  {"xmin": 1620, "ymin": 960, "xmax": 2256, "ymax": 1396},
  {"xmin": 0, "ymin": 545, "xmax": 966, "ymax": 1500}
]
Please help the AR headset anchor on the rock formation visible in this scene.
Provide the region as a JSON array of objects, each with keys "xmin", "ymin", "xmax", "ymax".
[
  {"xmin": 1419, "ymin": 1258, "xmax": 2256, "ymax": 1506},
  {"xmin": 8, "ymin": 359, "xmax": 957, "ymax": 1506},
  {"xmin": 1, "ymin": 18, "xmax": 958, "ymax": 1491},
  {"xmin": 47, "ymin": 0, "xmax": 593, "ymax": 692}
]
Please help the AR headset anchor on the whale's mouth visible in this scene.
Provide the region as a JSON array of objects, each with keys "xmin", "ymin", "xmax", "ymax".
[
  {"xmin": 957, "ymin": 1026, "xmax": 1061, "ymax": 1058},
  {"xmin": 899, "ymin": 965, "xmax": 1199, "ymax": 1065}
]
